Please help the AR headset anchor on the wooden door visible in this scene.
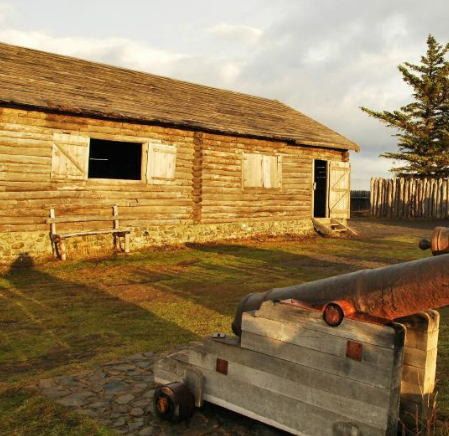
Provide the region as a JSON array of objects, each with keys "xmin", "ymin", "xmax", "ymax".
[{"xmin": 328, "ymin": 161, "xmax": 350, "ymax": 219}]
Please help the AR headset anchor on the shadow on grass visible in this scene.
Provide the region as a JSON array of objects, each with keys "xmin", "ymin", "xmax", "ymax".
[
  {"xmin": 126, "ymin": 242, "xmax": 361, "ymax": 316},
  {"xmin": 0, "ymin": 253, "xmax": 197, "ymax": 384}
]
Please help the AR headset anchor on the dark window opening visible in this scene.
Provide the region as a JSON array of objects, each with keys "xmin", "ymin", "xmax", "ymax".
[{"xmin": 88, "ymin": 139, "xmax": 142, "ymax": 180}]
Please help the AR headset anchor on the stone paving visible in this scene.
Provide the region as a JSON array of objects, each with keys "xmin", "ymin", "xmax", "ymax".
[{"xmin": 35, "ymin": 348, "xmax": 286, "ymax": 436}]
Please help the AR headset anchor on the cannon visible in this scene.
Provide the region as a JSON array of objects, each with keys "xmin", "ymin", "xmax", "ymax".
[{"xmin": 153, "ymin": 228, "xmax": 449, "ymax": 436}]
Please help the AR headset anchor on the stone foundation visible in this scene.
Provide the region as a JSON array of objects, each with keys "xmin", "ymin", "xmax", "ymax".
[{"xmin": 0, "ymin": 219, "xmax": 314, "ymax": 265}]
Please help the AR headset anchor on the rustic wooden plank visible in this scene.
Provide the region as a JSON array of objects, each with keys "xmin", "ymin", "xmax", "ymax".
[
  {"xmin": 57, "ymin": 229, "xmax": 129, "ymax": 238},
  {"xmin": 189, "ymin": 346, "xmax": 391, "ymax": 428},
  {"xmin": 45, "ymin": 215, "xmax": 119, "ymax": 223},
  {"xmin": 241, "ymin": 331, "xmax": 398, "ymax": 389},
  {"xmin": 242, "ymin": 313, "xmax": 396, "ymax": 366},
  {"xmin": 201, "ymin": 337, "xmax": 393, "ymax": 408},
  {"xmin": 403, "ymin": 347, "xmax": 437, "ymax": 369},
  {"xmin": 191, "ymin": 361, "xmax": 387, "ymax": 436},
  {"xmin": 254, "ymin": 302, "xmax": 398, "ymax": 348}
]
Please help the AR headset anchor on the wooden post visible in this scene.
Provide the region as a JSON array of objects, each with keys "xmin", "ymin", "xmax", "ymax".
[
  {"xmin": 391, "ymin": 178, "xmax": 397, "ymax": 217},
  {"xmin": 59, "ymin": 238, "xmax": 67, "ymax": 261},
  {"xmin": 112, "ymin": 205, "xmax": 119, "ymax": 251},
  {"xmin": 124, "ymin": 233, "xmax": 130, "ymax": 253},
  {"xmin": 404, "ymin": 179, "xmax": 410, "ymax": 218},
  {"xmin": 49, "ymin": 208, "xmax": 57, "ymax": 257},
  {"xmin": 445, "ymin": 180, "xmax": 449, "ymax": 219},
  {"xmin": 112, "ymin": 205, "xmax": 119, "ymax": 230},
  {"xmin": 398, "ymin": 311, "xmax": 439, "ymax": 433}
]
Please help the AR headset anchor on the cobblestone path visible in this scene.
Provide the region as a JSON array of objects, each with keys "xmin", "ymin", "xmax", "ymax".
[{"xmin": 35, "ymin": 348, "xmax": 286, "ymax": 436}]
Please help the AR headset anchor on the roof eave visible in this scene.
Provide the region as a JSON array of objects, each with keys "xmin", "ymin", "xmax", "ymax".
[{"xmin": 0, "ymin": 100, "xmax": 360, "ymax": 152}]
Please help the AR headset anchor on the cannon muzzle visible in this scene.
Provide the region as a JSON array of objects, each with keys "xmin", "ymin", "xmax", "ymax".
[{"xmin": 232, "ymin": 241, "xmax": 449, "ymax": 336}]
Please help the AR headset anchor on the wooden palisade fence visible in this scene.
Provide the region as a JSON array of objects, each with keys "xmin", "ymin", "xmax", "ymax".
[{"xmin": 371, "ymin": 177, "xmax": 449, "ymax": 218}]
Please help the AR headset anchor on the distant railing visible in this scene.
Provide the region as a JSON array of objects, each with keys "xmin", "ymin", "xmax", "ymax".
[
  {"xmin": 350, "ymin": 190, "xmax": 370, "ymax": 213},
  {"xmin": 370, "ymin": 177, "xmax": 449, "ymax": 218}
]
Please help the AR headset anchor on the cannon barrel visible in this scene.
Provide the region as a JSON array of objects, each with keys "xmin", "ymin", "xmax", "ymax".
[{"xmin": 232, "ymin": 253, "xmax": 449, "ymax": 336}]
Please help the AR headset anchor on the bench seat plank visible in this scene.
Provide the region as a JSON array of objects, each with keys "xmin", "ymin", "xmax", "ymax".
[
  {"xmin": 52, "ymin": 228, "xmax": 130, "ymax": 239},
  {"xmin": 45, "ymin": 216, "xmax": 121, "ymax": 224}
]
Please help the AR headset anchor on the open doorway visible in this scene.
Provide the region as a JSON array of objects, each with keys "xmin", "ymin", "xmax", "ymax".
[{"xmin": 313, "ymin": 160, "xmax": 328, "ymax": 218}]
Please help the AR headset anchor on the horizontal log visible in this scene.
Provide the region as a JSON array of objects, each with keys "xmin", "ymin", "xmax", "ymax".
[
  {"xmin": 2, "ymin": 163, "xmax": 50, "ymax": 174},
  {"xmin": 0, "ymin": 130, "xmax": 52, "ymax": 141},
  {"xmin": 0, "ymin": 137, "xmax": 52, "ymax": 148},
  {"xmin": 0, "ymin": 172, "xmax": 50, "ymax": 182},
  {"xmin": 0, "ymin": 153, "xmax": 51, "ymax": 166},
  {"xmin": 200, "ymin": 214, "xmax": 310, "ymax": 223},
  {"xmin": 0, "ymin": 145, "xmax": 52, "ymax": 157}
]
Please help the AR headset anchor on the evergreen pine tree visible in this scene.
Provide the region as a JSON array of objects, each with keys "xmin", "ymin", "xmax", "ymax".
[{"xmin": 361, "ymin": 35, "xmax": 449, "ymax": 177}]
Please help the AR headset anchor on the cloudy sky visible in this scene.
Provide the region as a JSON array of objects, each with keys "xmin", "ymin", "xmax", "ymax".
[{"xmin": 1, "ymin": 0, "xmax": 449, "ymax": 188}]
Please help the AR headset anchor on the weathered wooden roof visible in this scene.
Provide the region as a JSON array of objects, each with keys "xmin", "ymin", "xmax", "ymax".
[{"xmin": 0, "ymin": 42, "xmax": 359, "ymax": 151}]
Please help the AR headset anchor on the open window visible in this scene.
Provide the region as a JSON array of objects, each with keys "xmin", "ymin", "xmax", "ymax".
[
  {"xmin": 88, "ymin": 139, "xmax": 142, "ymax": 180},
  {"xmin": 242, "ymin": 153, "xmax": 282, "ymax": 188}
]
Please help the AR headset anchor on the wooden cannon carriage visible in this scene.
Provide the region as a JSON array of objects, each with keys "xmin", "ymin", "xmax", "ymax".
[{"xmin": 153, "ymin": 228, "xmax": 449, "ymax": 436}]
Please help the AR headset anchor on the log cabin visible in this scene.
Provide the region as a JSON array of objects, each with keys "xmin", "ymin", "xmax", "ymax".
[{"xmin": 0, "ymin": 42, "xmax": 359, "ymax": 264}]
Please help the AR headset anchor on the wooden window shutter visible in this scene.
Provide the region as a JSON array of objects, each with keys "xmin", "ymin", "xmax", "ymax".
[
  {"xmin": 262, "ymin": 155, "xmax": 282, "ymax": 188},
  {"xmin": 243, "ymin": 153, "xmax": 281, "ymax": 188},
  {"xmin": 146, "ymin": 143, "xmax": 177, "ymax": 184},
  {"xmin": 51, "ymin": 133, "xmax": 89, "ymax": 180},
  {"xmin": 243, "ymin": 153, "xmax": 263, "ymax": 187}
]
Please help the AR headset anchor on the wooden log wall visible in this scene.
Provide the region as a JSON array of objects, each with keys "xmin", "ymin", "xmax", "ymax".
[
  {"xmin": 200, "ymin": 135, "xmax": 344, "ymax": 224},
  {"xmin": 0, "ymin": 107, "xmax": 195, "ymax": 233},
  {"xmin": 370, "ymin": 177, "xmax": 449, "ymax": 219},
  {"xmin": 0, "ymin": 106, "xmax": 346, "ymax": 238}
]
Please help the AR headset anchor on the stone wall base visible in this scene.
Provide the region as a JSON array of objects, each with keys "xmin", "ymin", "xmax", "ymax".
[{"xmin": 0, "ymin": 219, "xmax": 314, "ymax": 265}]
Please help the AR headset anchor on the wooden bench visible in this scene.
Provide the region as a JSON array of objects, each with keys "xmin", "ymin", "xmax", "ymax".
[{"xmin": 45, "ymin": 205, "xmax": 131, "ymax": 260}]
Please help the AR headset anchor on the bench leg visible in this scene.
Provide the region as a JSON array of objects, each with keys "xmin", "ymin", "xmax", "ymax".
[
  {"xmin": 59, "ymin": 240, "xmax": 67, "ymax": 261},
  {"xmin": 50, "ymin": 236, "xmax": 58, "ymax": 258},
  {"xmin": 113, "ymin": 234, "xmax": 120, "ymax": 252},
  {"xmin": 124, "ymin": 233, "xmax": 130, "ymax": 253}
]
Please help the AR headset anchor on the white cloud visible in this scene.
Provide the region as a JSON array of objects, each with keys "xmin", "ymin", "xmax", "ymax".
[
  {"xmin": 0, "ymin": 2, "xmax": 16, "ymax": 26},
  {"xmin": 204, "ymin": 23, "xmax": 263, "ymax": 45},
  {"xmin": 0, "ymin": 29, "xmax": 189, "ymax": 71}
]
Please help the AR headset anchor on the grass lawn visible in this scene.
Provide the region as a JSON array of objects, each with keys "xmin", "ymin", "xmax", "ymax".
[{"xmin": 1, "ymin": 217, "xmax": 449, "ymax": 435}]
